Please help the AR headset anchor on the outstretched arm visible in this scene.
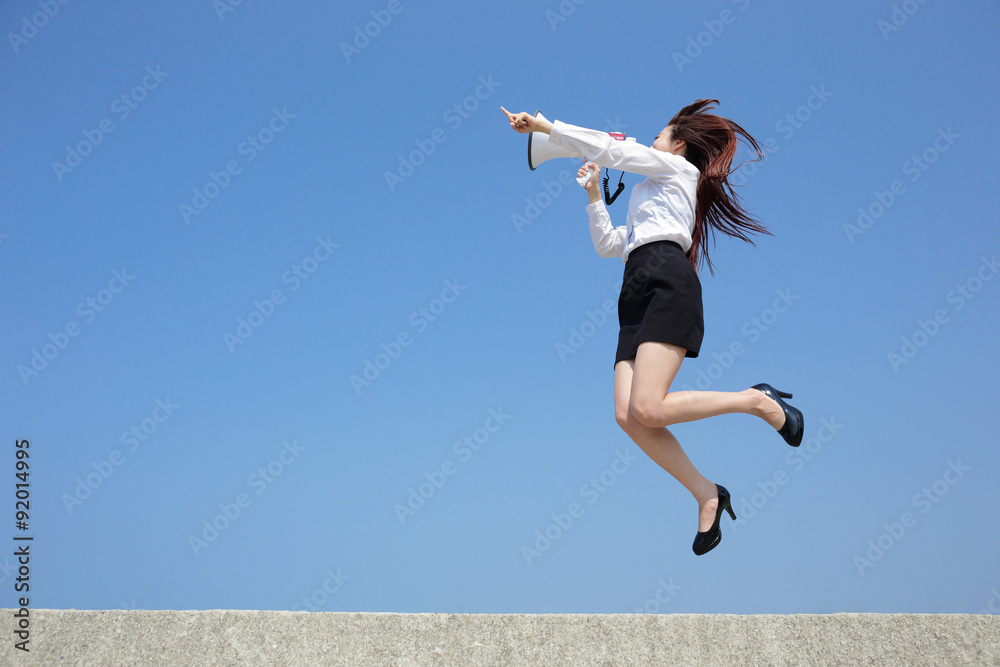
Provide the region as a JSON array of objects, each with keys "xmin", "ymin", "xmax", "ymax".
[
  {"xmin": 550, "ymin": 120, "xmax": 691, "ymax": 179},
  {"xmin": 500, "ymin": 108, "xmax": 691, "ymax": 178}
]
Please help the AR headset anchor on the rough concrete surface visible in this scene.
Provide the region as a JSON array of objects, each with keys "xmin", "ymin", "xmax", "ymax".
[{"xmin": 2, "ymin": 610, "xmax": 997, "ymax": 666}]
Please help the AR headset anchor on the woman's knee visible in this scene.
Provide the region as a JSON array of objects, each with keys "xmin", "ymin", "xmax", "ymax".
[
  {"xmin": 629, "ymin": 393, "xmax": 669, "ymax": 427},
  {"xmin": 614, "ymin": 402, "xmax": 631, "ymax": 432}
]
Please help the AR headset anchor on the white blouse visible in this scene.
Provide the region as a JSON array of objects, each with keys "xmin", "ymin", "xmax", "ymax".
[{"xmin": 547, "ymin": 119, "xmax": 700, "ymax": 263}]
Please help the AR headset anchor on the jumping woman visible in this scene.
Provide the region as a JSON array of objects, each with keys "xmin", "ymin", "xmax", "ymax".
[{"xmin": 501, "ymin": 101, "xmax": 804, "ymax": 555}]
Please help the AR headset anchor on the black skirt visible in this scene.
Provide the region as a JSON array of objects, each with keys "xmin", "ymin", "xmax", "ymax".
[{"xmin": 615, "ymin": 240, "xmax": 704, "ymax": 365}]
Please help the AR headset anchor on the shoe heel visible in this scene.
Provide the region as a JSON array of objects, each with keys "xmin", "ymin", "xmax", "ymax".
[
  {"xmin": 719, "ymin": 485, "xmax": 736, "ymax": 520},
  {"xmin": 775, "ymin": 388, "xmax": 793, "ymax": 399}
]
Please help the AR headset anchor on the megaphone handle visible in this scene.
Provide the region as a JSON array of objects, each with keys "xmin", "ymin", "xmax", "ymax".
[{"xmin": 576, "ymin": 164, "xmax": 594, "ymax": 186}]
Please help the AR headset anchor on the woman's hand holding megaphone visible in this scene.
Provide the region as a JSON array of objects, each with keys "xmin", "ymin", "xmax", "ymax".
[{"xmin": 501, "ymin": 107, "xmax": 552, "ymax": 135}]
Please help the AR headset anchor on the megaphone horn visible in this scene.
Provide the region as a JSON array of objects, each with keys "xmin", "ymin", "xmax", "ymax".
[{"xmin": 527, "ymin": 111, "xmax": 585, "ymax": 170}]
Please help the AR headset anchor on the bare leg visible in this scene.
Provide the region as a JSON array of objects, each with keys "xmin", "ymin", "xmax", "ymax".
[
  {"xmin": 627, "ymin": 342, "xmax": 787, "ymax": 430},
  {"xmin": 614, "ymin": 358, "xmax": 719, "ymax": 532},
  {"xmin": 614, "ymin": 341, "xmax": 788, "ymax": 533}
]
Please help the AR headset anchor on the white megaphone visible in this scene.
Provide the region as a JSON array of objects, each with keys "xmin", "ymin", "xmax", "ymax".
[
  {"xmin": 527, "ymin": 111, "xmax": 579, "ymax": 171},
  {"xmin": 527, "ymin": 111, "xmax": 635, "ymax": 194}
]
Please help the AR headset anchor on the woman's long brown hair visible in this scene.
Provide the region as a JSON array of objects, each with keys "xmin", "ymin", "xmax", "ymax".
[{"xmin": 667, "ymin": 99, "xmax": 769, "ymax": 274}]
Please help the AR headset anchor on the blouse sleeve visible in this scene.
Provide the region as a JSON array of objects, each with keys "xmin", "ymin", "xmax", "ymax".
[
  {"xmin": 586, "ymin": 199, "xmax": 625, "ymax": 259},
  {"xmin": 548, "ymin": 120, "xmax": 695, "ymax": 179}
]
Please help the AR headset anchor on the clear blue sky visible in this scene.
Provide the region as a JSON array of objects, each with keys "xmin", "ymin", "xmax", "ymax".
[{"xmin": 2, "ymin": 0, "xmax": 999, "ymax": 614}]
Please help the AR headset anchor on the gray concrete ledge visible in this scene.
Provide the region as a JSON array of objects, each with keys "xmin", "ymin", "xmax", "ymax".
[{"xmin": 3, "ymin": 610, "xmax": 997, "ymax": 666}]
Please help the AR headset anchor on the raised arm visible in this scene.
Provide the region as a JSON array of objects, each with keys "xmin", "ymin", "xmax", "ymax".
[
  {"xmin": 549, "ymin": 120, "xmax": 693, "ymax": 179},
  {"xmin": 578, "ymin": 161, "xmax": 625, "ymax": 258},
  {"xmin": 500, "ymin": 107, "xmax": 690, "ymax": 178}
]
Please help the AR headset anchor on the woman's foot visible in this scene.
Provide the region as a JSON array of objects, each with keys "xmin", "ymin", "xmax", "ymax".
[
  {"xmin": 692, "ymin": 483, "xmax": 735, "ymax": 556},
  {"xmin": 748, "ymin": 388, "xmax": 787, "ymax": 430},
  {"xmin": 697, "ymin": 488, "xmax": 720, "ymax": 532},
  {"xmin": 750, "ymin": 384, "xmax": 804, "ymax": 447}
]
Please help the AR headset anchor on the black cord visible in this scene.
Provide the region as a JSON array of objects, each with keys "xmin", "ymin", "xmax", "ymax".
[{"xmin": 603, "ymin": 168, "xmax": 625, "ymax": 205}]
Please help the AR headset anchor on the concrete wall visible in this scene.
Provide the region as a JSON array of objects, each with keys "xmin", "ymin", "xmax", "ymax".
[{"xmin": 3, "ymin": 610, "xmax": 997, "ymax": 666}]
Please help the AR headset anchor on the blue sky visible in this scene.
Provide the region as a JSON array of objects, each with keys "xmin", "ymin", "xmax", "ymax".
[{"xmin": 2, "ymin": 0, "xmax": 999, "ymax": 614}]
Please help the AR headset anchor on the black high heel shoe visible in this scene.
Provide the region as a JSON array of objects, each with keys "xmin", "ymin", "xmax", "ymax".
[
  {"xmin": 692, "ymin": 484, "xmax": 736, "ymax": 556},
  {"xmin": 752, "ymin": 383, "xmax": 804, "ymax": 448}
]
